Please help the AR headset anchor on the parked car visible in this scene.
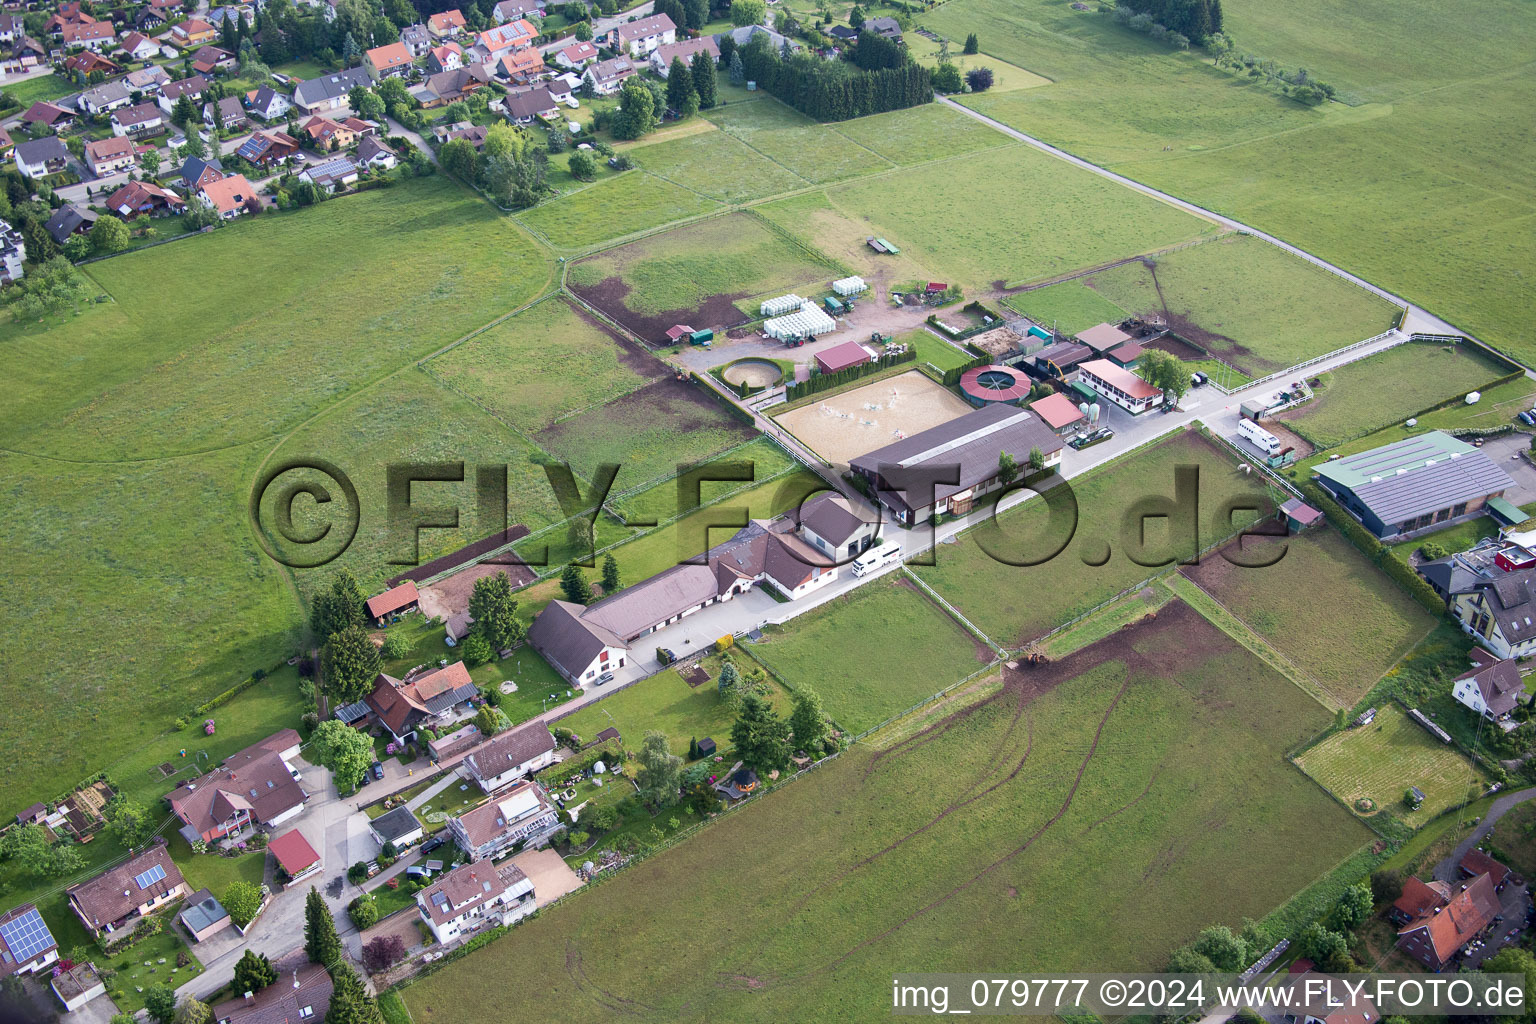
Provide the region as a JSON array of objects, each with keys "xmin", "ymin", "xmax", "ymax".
[
  {"xmin": 406, "ymin": 864, "xmax": 433, "ymax": 881},
  {"xmin": 371, "ymin": 761, "xmax": 385, "ymax": 781},
  {"xmin": 1518, "ymin": 411, "xmax": 1535, "ymax": 426},
  {"xmin": 420, "ymin": 835, "xmax": 446, "ymax": 855},
  {"xmin": 596, "ymin": 671, "xmax": 615, "ymax": 685},
  {"xmin": 1190, "ymin": 371, "xmax": 1208, "ymax": 387}
]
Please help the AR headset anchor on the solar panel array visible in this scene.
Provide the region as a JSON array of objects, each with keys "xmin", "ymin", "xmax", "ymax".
[
  {"xmin": 0, "ymin": 907, "xmax": 56, "ymax": 964},
  {"xmin": 133, "ymin": 863, "xmax": 167, "ymax": 890}
]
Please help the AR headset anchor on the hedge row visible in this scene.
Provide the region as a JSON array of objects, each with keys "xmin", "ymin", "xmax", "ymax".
[
  {"xmin": 1297, "ymin": 479, "xmax": 1447, "ymax": 615},
  {"xmin": 940, "ymin": 354, "xmax": 993, "ymax": 387},
  {"xmin": 784, "ymin": 349, "xmax": 915, "ymax": 402}
]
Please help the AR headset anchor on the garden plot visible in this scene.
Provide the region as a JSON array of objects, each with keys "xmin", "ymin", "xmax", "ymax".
[{"xmin": 773, "ymin": 370, "xmax": 972, "ymax": 466}]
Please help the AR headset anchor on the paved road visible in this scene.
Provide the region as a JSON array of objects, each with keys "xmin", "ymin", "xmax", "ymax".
[
  {"xmin": 936, "ymin": 97, "xmax": 1476, "ymax": 346},
  {"xmin": 1434, "ymin": 786, "xmax": 1536, "ymax": 883}
]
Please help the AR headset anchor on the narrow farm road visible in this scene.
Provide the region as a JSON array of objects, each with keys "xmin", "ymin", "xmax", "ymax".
[
  {"xmin": 935, "ymin": 97, "xmax": 1488, "ymax": 352},
  {"xmin": 1433, "ymin": 785, "xmax": 1536, "ymax": 882}
]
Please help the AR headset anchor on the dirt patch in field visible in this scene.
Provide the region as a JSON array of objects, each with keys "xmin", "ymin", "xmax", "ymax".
[
  {"xmin": 1259, "ymin": 419, "xmax": 1315, "ymax": 459},
  {"xmin": 1145, "ymin": 332, "xmax": 1206, "ymax": 363},
  {"xmin": 534, "ymin": 375, "xmax": 755, "ymax": 462},
  {"xmin": 568, "ymin": 299, "xmax": 664, "ymax": 378},
  {"xmin": 569, "ymin": 272, "xmax": 752, "ymax": 347},
  {"xmin": 1160, "ymin": 311, "xmax": 1264, "ymax": 376},
  {"xmin": 680, "ymin": 663, "xmax": 711, "ymax": 688}
]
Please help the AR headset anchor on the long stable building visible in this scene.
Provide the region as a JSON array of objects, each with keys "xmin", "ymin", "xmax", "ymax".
[{"xmin": 849, "ymin": 404, "xmax": 1064, "ymax": 525}]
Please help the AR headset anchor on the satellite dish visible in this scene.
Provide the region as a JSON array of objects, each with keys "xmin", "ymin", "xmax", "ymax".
[{"xmin": 593, "ymin": 760, "xmax": 606, "ymax": 774}]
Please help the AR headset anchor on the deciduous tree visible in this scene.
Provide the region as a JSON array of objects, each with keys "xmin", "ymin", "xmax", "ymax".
[
  {"xmin": 175, "ymin": 994, "xmax": 212, "ymax": 1024},
  {"xmin": 143, "ymin": 984, "xmax": 177, "ymax": 1024},
  {"xmin": 1136, "ymin": 347, "xmax": 1190, "ymax": 405},
  {"xmin": 567, "ymin": 149, "xmax": 596, "ymax": 180},
  {"xmin": 362, "ymin": 934, "xmax": 406, "ymax": 973},
  {"xmin": 997, "ymin": 450, "xmax": 1018, "ymax": 487},
  {"xmin": 310, "ymin": 719, "xmax": 374, "ymax": 791},
  {"xmin": 636, "ymin": 730, "xmax": 683, "ymax": 806},
  {"xmin": 222, "ymin": 881, "xmax": 264, "ymax": 927},
  {"xmin": 104, "ymin": 797, "xmax": 155, "ymax": 849}
]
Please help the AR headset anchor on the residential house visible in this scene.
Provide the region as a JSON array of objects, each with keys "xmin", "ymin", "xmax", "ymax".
[
  {"xmin": 865, "ymin": 15, "xmax": 902, "ymax": 40},
  {"xmin": 84, "ymin": 136, "xmax": 135, "ymax": 176},
  {"xmin": 650, "ymin": 35, "xmax": 717, "ymax": 77},
  {"xmin": 44, "ymin": 203, "xmax": 96, "ymax": 245},
  {"xmin": 365, "ymin": 40, "xmax": 414, "ymax": 79},
  {"xmin": 357, "ymin": 660, "xmax": 479, "ymax": 744},
  {"xmin": 203, "ymin": 94, "xmax": 247, "ymax": 130},
  {"xmin": 365, "ymin": 580, "xmax": 420, "ymax": 624},
  {"xmin": 582, "ymin": 56, "xmax": 636, "ymax": 95},
  {"xmin": 104, "ymin": 180, "xmax": 185, "ymax": 216},
  {"xmin": 554, "ymin": 39, "xmax": 597, "ymax": 69},
  {"xmin": 45, "ymin": 4, "xmax": 94, "ymax": 38},
  {"xmin": 416, "ymin": 858, "xmax": 535, "ymax": 944},
  {"xmin": 1461, "ymin": 848, "xmax": 1512, "ymax": 888},
  {"xmin": 607, "ymin": 11, "xmax": 674, "ymax": 57},
  {"xmin": 1277, "ymin": 971, "xmax": 1379, "ymax": 1024},
  {"xmin": 501, "ymin": 85, "xmax": 556, "ymax": 124},
  {"xmin": 236, "ymin": 129, "xmax": 299, "ymax": 168},
  {"xmin": 19, "ymin": 101, "xmax": 73, "ymax": 131},
  {"xmin": 66, "ymin": 843, "xmax": 189, "ymax": 938},
  {"xmin": 461, "ymin": 720, "xmax": 557, "ymax": 793},
  {"xmin": 190, "ymin": 43, "xmax": 236, "ymax": 74},
  {"xmin": 1314, "ymin": 431, "xmax": 1516, "ymax": 542},
  {"xmin": 714, "ymin": 24, "xmax": 796, "ymax": 52},
  {"xmin": 491, "ymin": 0, "xmax": 542, "ymax": 22},
  {"xmin": 0, "ymin": 904, "xmax": 58, "ymax": 978},
  {"xmin": 426, "ymin": 42, "xmax": 463, "ymax": 73},
  {"xmin": 77, "ymin": 79, "xmax": 132, "ymax": 115},
  {"xmin": 198, "ymin": 175, "xmax": 259, "ymax": 218},
  {"xmin": 438, "ymin": 122, "xmax": 489, "ymax": 149},
  {"xmin": 246, "ymin": 84, "xmax": 292, "ymax": 121},
  {"xmin": 0, "ymin": 37, "xmax": 47, "ymax": 76},
  {"xmin": 1076, "ymin": 358, "xmax": 1163, "ymax": 415},
  {"xmin": 211, "ymin": 951, "xmax": 332, "ymax": 1024},
  {"xmin": 1396, "ymin": 872, "xmax": 1502, "ymax": 969},
  {"xmin": 292, "ymin": 66, "xmax": 372, "ymax": 113},
  {"xmin": 339, "ymin": 115, "xmax": 379, "ymax": 137},
  {"xmin": 1389, "ymin": 876, "xmax": 1453, "ymax": 924},
  {"xmin": 369, "ymin": 806, "xmax": 423, "ymax": 849},
  {"xmin": 60, "ymin": 18, "xmax": 115, "ymax": 50},
  {"xmin": 125, "ymin": 65, "xmax": 173, "ymax": 94},
  {"xmin": 0, "ymin": 221, "xmax": 23, "ymax": 284},
  {"xmin": 793, "ymin": 491, "xmax": 880, "ymax": 562},
  {"xmin": 62, "ymin": 49, "xmax": 120, "ymax": 75},
  {"xmin": 170, "ymin": 17, "xmax": 215, "ymax": 47},
  {"xmin": 356, "ymin": 134, "xmax": 397, "ymax": 170},
  {"xmin": 427, "ymin": 8, "xmax": 466, "ymax": 37},
  {"xmin": 471, "ymin": 18, "xmax": 535, "ymax": 63},
  {"xmin": 416, "ymin": 63, "xmax": 491, "ymax": 107},
  {"xmin": 850, "ymin": 403, "xmax": 1064, "ymax": 525},
  {"xmin": 1452, "ymin": 647, "xmax": 1525, "ymax": 726},
  {"xmin": 0, "ymin": 14, "xmax": 20, "ymax": 44},
  {"xmin": 157, "ymin": 73, "xmax": 211, "ymax": 114},
  {"xmin": 298, "ymin": 154, "xmax": 359, "ymax": 192},
  {"xmin": 178, "ymin": 154, "xmax": 223, "ymax": 190},
  {"xmin": 0, "ymin": 127, "xmax": 11, "ymax": 160},
  {"xmin": 177, "ymin": 889, "xmax": 231, "ymax": 942},
  {"xmin": 112, "ymin": 101, "xmax": 168, "ymax": 138},
  {"xmin": 444, "ymin": 780, "xmax": 560, "ymax": 861},
  {"xmin": 119, "ymin": 29, "xmax": 159, "ymax": 59},
  {"xmin": 302, "ymin": 115, "xmax": 357, "ymax": 150},
  {"xmin": 399, "ymin": 21, "xmax": 430, "ymax": 57},
  {"xmin": 168, "ymin": 730, "xmax": 308, "ymax": 843},
  {"xmin": 134, "ymin": 7, "xmax": 167, "ymax": 31},
  {"xmin": 14, "ymin": 136, "xmax": 68, "ymax": 178},
  {"xmin": 827, "ymin": 23, "xmax": 857, "ymax": 42},
  {"xmin": 545, "ymin": 72, "xmax": 580, "ymax": 103},
  {"xmin": 496, "ymin": 44, "xmax": 542, "ymax": 82}
]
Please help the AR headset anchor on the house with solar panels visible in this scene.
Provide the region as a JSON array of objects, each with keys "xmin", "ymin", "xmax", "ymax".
[
  {"xmin": 0, "ymin": 902, "xmax": 59, "ymax": 978},
  {"xmin": 415, "ymin": 858, "xmax": 534, "ymax": 944},
  {"xmin": 66, "ymin": 843, "xmax": 188, "ymax": 938}
]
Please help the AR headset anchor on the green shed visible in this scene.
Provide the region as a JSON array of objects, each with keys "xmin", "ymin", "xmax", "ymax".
[{"xmin": 689, "ymin": 329, "xmax": 714, "ymax": 344}]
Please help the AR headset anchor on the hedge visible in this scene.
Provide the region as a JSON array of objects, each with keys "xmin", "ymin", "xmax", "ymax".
[
  {"xmin": 784, "ymin": 348, "xmax": 915, "ymax": 402},
  {"xmin": 1297, "ymin": 479, "xmax": 1447, "ymax": 615},
  {"xmin": 940, "ymin": 354, "xmax": 992, "ymax": 387}
]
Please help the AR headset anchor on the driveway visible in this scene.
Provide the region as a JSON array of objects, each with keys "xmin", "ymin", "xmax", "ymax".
[{"xmin": 1476, "ymin": 433, "xmax": 1536, "ymax": 505}]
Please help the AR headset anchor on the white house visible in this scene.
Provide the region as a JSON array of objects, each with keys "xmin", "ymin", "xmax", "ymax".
[
  {"xmin": 607, "ymin": 11, "xmax": 675, "ymax": 57},
  {"xmin": 416, "ymin": 859, "xmax": 534, "ymax": 944},
  {"xmin": 77, "ymin": 80, "xmax": 132, "ymax": 115},
  {"xmin": 582, "ymin": 56, "xmax": 637, "ymax": 96},
  {"xmin": 1452, "ymin": 648, "xmax": 1525, "ymax": 727},
  {"xmin": 14, "ymin": 137, "xmax": 69, "ymax": 178},
  {"xmin": 461, "ymin": 721, "xmax": 557, "ymax": 794},
  {"xmin": 0, "ymin": 220, "xmax": 25, "ymax": 284},
  {"xmin": 446, "ymin": 781, "xmax": 560, "ymax": 861},
  {"xmin": 368, "ymin": 805, "xmax": 424, "ymax": 850}
]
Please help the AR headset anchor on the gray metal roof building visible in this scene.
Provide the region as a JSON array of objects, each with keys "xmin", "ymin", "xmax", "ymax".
[{"xmin": 1314, "ymin": 431, "xmax": 1515, "ymax": 539}]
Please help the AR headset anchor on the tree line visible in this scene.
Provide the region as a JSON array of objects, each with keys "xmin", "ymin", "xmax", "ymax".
[
  {"xmin": 735, "ymin": 31, "xmax": 932, "ymax": 122},
  {"xmin": 1113, "ymin": 0, "xmax": 1222, "ymax": 44}
]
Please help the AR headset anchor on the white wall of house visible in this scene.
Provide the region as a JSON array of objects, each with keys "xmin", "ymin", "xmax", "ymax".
[
  {"xmin": 472, "ymin": 747, "xmax": 556, "ymax": 794},
  {"xmin": 767, "ymin": 565, "xmax": 838, "ymax": 600}
]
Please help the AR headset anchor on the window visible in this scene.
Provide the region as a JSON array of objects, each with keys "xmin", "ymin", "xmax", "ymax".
[
  {"xmin": 1453, "ymin": 502, "xmax": 1468, "ymax": 516},
  {"xmin": 299, "ymin": 1008, "xmax": 314, "ymax": 1020}
]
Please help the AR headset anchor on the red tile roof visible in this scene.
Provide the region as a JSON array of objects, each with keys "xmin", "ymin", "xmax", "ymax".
[
  {"xmin": 1079, "ymin": 358, "xmax": 1162, "ymax": 401},
  {"xmin": 1029, "ymin": 391, "xmax": 1087, "ymax": 430},
  {"xmin": 365, "ymin": 580, "xmax": 419, "ymax": 619},
  {"xmin": 1460, "ymin": 848, "xmax": 1510, "ymax": 886},
  {"xmin": 267, "ymin": 829, "xmax": 320, "ymax": 875},
  {"xmin": 1397, "ymin": 872, "xmax": 1501, "ymax": 965}
]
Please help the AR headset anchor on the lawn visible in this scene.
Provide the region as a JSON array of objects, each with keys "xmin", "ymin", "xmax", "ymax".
[
  {"xmin": 1484, "ymin": 801, "xmax": 1536, "ymax": 878},
  {"xmin": 1180, "ymin": 529, "xmax": 1438, "ymax": 709},
  {"xmin": 1, "ymin": 73, "xmax": 75, "ymax": 106},
  {"xmin": 1275, "ymin": 341, "xmax": 1510, "ymax": 449},
  {"xmin": 1295, "ymin": 704, "xmax": 1487, "ymax": 827},
  {"xmin": 755, "ymin": 576, "xmax": 991, "ymax": 733},
  {"xmin": 606, "ymin": 435, "xmax": 802, "ymax": 526},
  {"xmin": 425, "ymin": 294, "xmax": 663, "ymax": 433},
  {"xmin": 567, "ymin": 212, "xmax": 841, "ymax": 340},
  {"xmin": 828, "ymin": 102, "xmax": 1017, "ymax": 165},
  {"xmin": 519, "ymin": 171, "xmax": 721, "ymax": 252},
  {"xmin": 914, "ymin": 430, "xmax": 1275, "ymax": 647},
  {"xmin": 104, "ymin": 929, "xmax": 205, "ymax": 1014},
  {"xmin": 1005, "ymin": 279, "xmax": 1131, "ymax": 337},
  {"xmin": 627, "ymin": 127, "xmax": 807, "ymax": 204},
  {"xmin": 927, "ymin": 0, "xmax": 1536, "ymax": 365},
  {"xmin": 1013, "ymin": 235, "xmax": 1400, "ymax": 377},
  {"xmin": 558, "ymin": 652, "xmax": 789, "ymax": 757},
  {"xmin": 898, "ymin": 328, "xmax": 978, "ymax": 371},
  {"xmin": 380, "ymin": 619, "xmax": 571, "ymax": 727},
  {"xmin": 401, "ymin": 601, "xmax": 1366, "ymax": 1022},
  {"xmin": 704, "ymin": 97, "xmax": 893, "ymax": 184},
  {"xmin": 803, "ymin": 144, "xmax": 1222, "ymax": 293},
  {"xmin": 1385, "ymin": 501, "xmax": 1536, "ymax": 563},
  {"xmin": 170, "ymin": 833, "xmax": 268, "ymax": 896}
]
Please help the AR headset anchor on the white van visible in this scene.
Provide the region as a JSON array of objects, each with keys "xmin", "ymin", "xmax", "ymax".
[
  {"xmin": 1237, "ymin": 417, "xmax": 1282, "ymax": 455},
  {"xmin": 851, "ymin": 541, "xmax": 901, "ymax": 577}
]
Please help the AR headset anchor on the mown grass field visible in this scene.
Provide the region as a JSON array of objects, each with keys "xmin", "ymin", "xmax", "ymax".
[
  {"xmin": 829, "ymin": 102, "xmax": 1016, "ymax": 165},
  {"xmin": 426, "ymin": 294, "xmax": 661, "ymax": 433},
  {"xmin": 519, "ymin": 171, "xmax": 721, "ymax": 251},
  {"xmin": 607, "ymin": 435, "xmax": 802, "ymax": 524},
  {"xmin": 899, "ymin": 328, "xmax": 979, "ymax": 371},
  {"xmin": 1014, "ymin": 235, "xmax": 1400, "ymax": 376},
  {"xmin": 915, "ymin": 430, "xmax": 1274, "ymax": 647},
  {"xmin": 1296, "ymin": 704, "xmax": 1486, "ymax": 826},
  {"xmin": 927, "ymin": 0, "xmax": 1536, "ymax": 365},
  {"xmin": 628, "ymin": 127, "xmax": 807, "ymax": 204},
  {"xmin": 1181, "ymin": 529, "xmax": 1437, "ymax": 708},
  {"xmin": 559, "ymin": 653, "xmax": 789, "ymax": 758},
  {"xmin": 1276, "ymin": 342, "xmax": 1508, "ymax": 449},
  {"xmin": 402, "ymin": 602, "xmax": 1365, "ymax": 1023},
  {"xmin": 806, "ymin": 144, "xmax": 1221, "ymax": 292},
  {"xmin": 704, "ymin": 98, "xmax": 893, "ymax": 183},
  {"xmin": 756, "ymin": 575, "xmax": 992, "ymax": 733},
  {"xmin": 567, "ymin": 212, "xmax": 839, "ymax": 334},
  {"xmin": 1005, "ymin": 278, "xmax": 1131, "ymax": 336}
]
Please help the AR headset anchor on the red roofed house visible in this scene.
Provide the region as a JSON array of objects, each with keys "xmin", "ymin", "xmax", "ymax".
[
  {"xmin": 428, "ymin": 42, "xmax": 463, "ymax": 72},
  {"xmin": 366, "ymin": 41, "xmax": 414, "ymax": 79},
  {"xmin": 1029, "ymin": 391, "xmax": 1089, "ymax": 435},
  {"xmin": 815, "ymin": 339, "xmax": 875, "ymax": 375},
  {"xmin": 168, "ymin": 730, "xmax": 308, "ymax": 845},
  {"xmin": 1280, "ymin": 972, "xmax": 1380, "ymax": 1024},
  {"xmin": 365, "ymin": 580, "xmax": 420, "ymax": 624},
  {"xmin": 60, "ymin": 19, "xmax": 115, "ymax": 50},
  {"xmin": 268, "ymin": 829, "xmax": 323, "ymax": 886},
  {"xmin": 1396, "ymin": 872, "xmax": 1503, "ymax": 969},
  {"xmin": 20, "ymin": 101, "xmax": 73, "ymax": 130},
  {"xmin": 361, "ymin": 661, "xmax": 480, "ymax": 744},
  {"xmin": 428, "ymin": 8, "xmax": 466, "ymax": 37},
  {"xmin": 303, "ymin": 115, "xmax": 358, "ymax": 149},
  {"xmin": 104, "ymin": 180, "xmax": 185, "ymax": 217},
  {"xmin": 1077, "ymin": 358, "xmax": 1163, "ymax": 415},
  {"xmin": 474, "ymin": 18, "xmax": 536, "ymax": 62},
  {"xmin": 1452, "ymin": 648, "xmax": 1526, "ymax": 727},
  {"xmin": 1389, "ymin": 876, "xmax": 1452, "ymax": 924},
  {"xmin": 63, "ymin": 50, "xmax": 120, "ymax": 75},
  {"xmin": 497, "ymin": 45, "xmax": 543, "ymax": 81},
  {"xmin": 212, "ymin": 951, "xmax": 332, "ymax": 1024},
  {"xmin": 1460, "ymin": 848, "xmax": 1511, "ymax": 887},
  {"xmin": 415, "ymin": 858, "xmax": 535, "ymax": 944},
  {"xmin": 67, "ymin": 844, "xmax": 189, "ymax": 938},
  {"xmin": 555, "ymin": 39, "xmax": 598, "ymax": 69},
  {"xmin": 198, "ymin": 173, "xmax": 260, "ymax": 218}
]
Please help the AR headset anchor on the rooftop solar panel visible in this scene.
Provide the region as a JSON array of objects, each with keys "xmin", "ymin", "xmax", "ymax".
[
  {"xmin": 133, "ymin": 863, "xmax": 167, "ymax": 890},
  {"xmin": 0, "ymin": 907, "xmax": 56, "ymax": 964}
]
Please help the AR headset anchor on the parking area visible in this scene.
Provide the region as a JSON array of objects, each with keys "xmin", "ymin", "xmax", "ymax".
[{"xmin": 1476, "ymin": 433, "xmax": 1536, "ymax": 505}]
